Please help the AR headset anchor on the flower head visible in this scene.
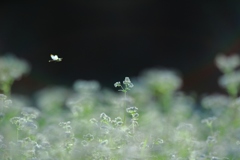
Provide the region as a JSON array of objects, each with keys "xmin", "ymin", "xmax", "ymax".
[
  {"xmin": 0, "ymin": 54, "xmax": 30, "ymax": 82},
  {"xmin": 123, "ymin": 77, "xmax": 134, "ymax": 88},
  {"xmin": 114, "ymin": 81, "xmax": 121, "ymax": 87},
  {"xmin": 215, "ymin": 54, "xmax": 240, "ymax": 73}
]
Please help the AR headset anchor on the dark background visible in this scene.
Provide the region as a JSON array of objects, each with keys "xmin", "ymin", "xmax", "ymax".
[{"xmin": 1, "ymin": 1, "xmax": 240, "ymax": 95}]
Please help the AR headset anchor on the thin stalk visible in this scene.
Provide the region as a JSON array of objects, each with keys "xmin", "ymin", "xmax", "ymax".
[
  {"xmin": 16, "ymin": 129, "xmax": 19, "ymax": 141},
  {"xmin": 124, "ymin": 91, "xmax": 127, "ymax": 122}
]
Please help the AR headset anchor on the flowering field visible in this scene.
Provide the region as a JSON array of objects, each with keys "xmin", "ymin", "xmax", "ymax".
[{"xmin": 0, "ymin": 54, "xmax": 240, "ymax": 160}]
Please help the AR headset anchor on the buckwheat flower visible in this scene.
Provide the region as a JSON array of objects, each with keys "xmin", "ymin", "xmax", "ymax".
[
  {"xmin": 215, "ymin": 54, "xmax": 240, "ymax": 73},
  {"xmin": 115, "ymin": 117, "xmax": 122, "ymax": 122},
  {"xmin": 59, "ymin": 121, "xmax": 71, "ymax": 130},
  {"xmin": 123, "ymin": 77, "xmax": 134, "ymax": 88},
  {"xmin": 201, "ymin": 94, "xmax": 230, "ymax": 116},
  {"xmin": 4, "ymin": 99, "xmax": 12, "ymax": 108},
  {"xmin": 218, "ymin": 71, "xmax": 240, "ymax": 96},
  {"xmin": 201, "ymin": 117, "xmax": 216, "ymax": 127},
  {"xmin": 0, "ymin": 95, "xmax": 12, "ymax": 110},
  {"xmin": 176, "ymin": 123, "xmax": 193, "ymax": 131},
  {"xmin": 100, "ymin": 112, "xmax": 107, "ymax": 119},
  {"xmin": 10, "ymin": 117, "xmax": 27, "ymax": 130},
  {"xmin": 100, "ymin": 113, "xmax": 111, "ymax": 122},
  {"xmin": 10, "ymin": 117, "xmax": 21, "ymax": 125},
  {"xmin": 112, "ymin": 117, "xmax": 123, "ymax": 126},
  {"xmin": 83, "ymin": 134, "xmax": 94, "ymax": 141},
  {"xmin": 114, "ymin": 81, "xmax": 121, "ymax": 87},
  {"xmin": 201, "ymin": 94, "xmax": 229, "ymax": 109},
  {"xmin": 126, "ymin": 106, "xmax": 138, "ymax": 113},
  {"xmin": 0, "ymin": 54, "xmax": 30, "ymax": 82},
  {"xmin": 73, "ymin": 80, "xmax": 100, "ymax": 92},
  {"xmin": 90, "ymin": 118, "xmax": 98, "ymax": 124},
  {"xmin": 123, "ymin": 77, "xmax": 131, "ymax": 84},
  {"xmin": 0, "ymin": 54, "xmax": 30, "ymax": 94},
  {"xmin": 219, "ymin": 71, "xmax": 240, "ymax": 90},
  {"xmin": 21, "ymin": 107, "xmax": 40, "ymax": 119},
  {"xmin": 128, "ymin": 82, "xmax": 134, "ymax": 88},
  {"xmin": 142, "ymin": 69, "xmax": 182, "ymax": 94}
]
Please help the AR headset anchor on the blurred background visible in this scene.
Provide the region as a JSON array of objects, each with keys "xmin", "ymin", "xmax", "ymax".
[{"xmin": 0, "ymin": 1, "xmax": 240, "ymax": 95}]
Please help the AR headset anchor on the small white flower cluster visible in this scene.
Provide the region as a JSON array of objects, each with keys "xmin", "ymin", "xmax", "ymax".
[
  {"xmin": 201, "ymin": 94, "xmax": 230, "ymax": 116},
  {"xmin": 201, "ymin": 117, "xmax": 217, "ymax": 127},
  {"xmin": 114, "ymin": 77, "xmax": 134, "ymax": 96},
  {"xmin": 73, "ymin": 80, "xmax": 100, "ymax": 93},
  {"xmin": 114, "ymin": 77, "xmax": 134, "ymax": 88},
  {"xmin": 0, "ymin": 54, "xmax": 30, "ymax": 82},
  {"xmin": 215, "ymin": 54, "xmax": 240, "ymax": 97},
  {"xmin": 219, "ymin": 71, "xmax": 240, "ymax": 88},
  {"xmin": 142, "ymin": 69, "xmax": 182, "ymax": 94},
  {"xmin": 201, "ymin": 94, "xmax": 229, "ymax": 109},
  {"xmin": 59, "ymin": 121, "xmax": 75, "ymax": 152},
  {"xmin": 10, "ymin": 107, "xmax": 39, "ymax": 133},
  {"xmin": 215, "ymin": 54, "xmax": 240, "ymax": 73},
  {"xmin": 126, "ymin": 106, "xmax": 138, "ymax": 114},
  {"xmin": 0, "ymin": 94, "xmax": 12, "ymax": 109},
  {"xmin": 2, "ymin": 54, "xmax": 240, "ymax": 159},
  {"xmin": 100, "ymin": 112, "xmax": 111, "ymax": 123}
]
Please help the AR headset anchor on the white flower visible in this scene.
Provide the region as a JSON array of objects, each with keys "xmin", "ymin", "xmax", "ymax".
[
  {"xmin": 215, "ymin": 54, "xmax": 240, "ymax": 73},
  {"xmin": 123, "ymin": 77, "xmax": 134, "ymax": 88},
  {"xmin": 123, "ymin": 77, "xmax": 131, "ymax": 84},
  {"xmin": 143, "ymin": 69, "xmax": 182, "ymax": 93},
  {"xmin": 0, "ymin": 54, "xmax": 30, "ymax": 82},
  {"xmin": 114, "ymin": 82, "xmax": 121, "ymax": 87}
]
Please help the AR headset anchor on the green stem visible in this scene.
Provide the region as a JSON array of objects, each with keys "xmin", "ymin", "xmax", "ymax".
[
  {"xmin": 1, "ymin": 80, "xmax": 14, "ymax": 96},
  {"xmin": 16, "ymin": 129, "xmax": 19, "ymax": 141},
  {"xmin": 209, "ymin": 125, "xmax": 213, "ymax": 136},
  {"xmin": 132, "ymin": 121, "xmax": 135, "ymax": 134},
  {"xmin": 123, "ymin": 88, "xmax": 127, "ymax": 125}
]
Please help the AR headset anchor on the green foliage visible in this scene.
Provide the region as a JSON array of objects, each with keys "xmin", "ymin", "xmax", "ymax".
[{"xmin": 0, "ymin": 54, "xmax": 240, "ymax": 159}]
